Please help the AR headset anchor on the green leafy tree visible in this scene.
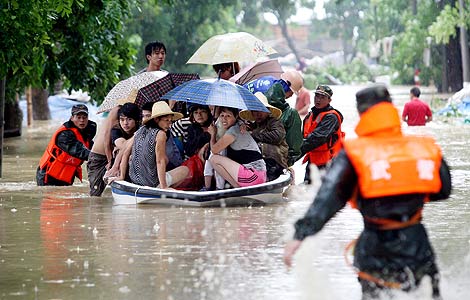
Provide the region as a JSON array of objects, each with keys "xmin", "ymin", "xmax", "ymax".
[
  {"xmin": 429, "ymin": 0, "xmax": 470, "ymax": 44},
  {"xmin": 125, "ymin": 0, "xmax": 244, "ymax": 77},
  {"xmin": 1, "ymin": 0, "xmax": 138, "ymax": 107},
  {"xmin": 323, "ymin": 0, "xmax": 368, "ymax": 63}
]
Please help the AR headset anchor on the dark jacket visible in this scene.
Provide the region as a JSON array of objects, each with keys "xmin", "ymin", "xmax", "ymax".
[
  {"xmin": 249, "ymin": 116, "xmax": 289, "ymax": 181},
  {"xmin": 266, "ymin": 83, "xmax": 302, "ymax": 166},
  {"xmin": 294, "ymin": 150, "xmax": 451, "ymax": 274},
  {"xmin": 184, "ymin": 123, "xmax": 210, "ymax": 158},
  {"xmin": 36, "ymin": 120, "xmax": 96, "ymax": 186},
  {"xmin": 300, "ymin": 105, "xmax": 343, "ymax": 158}
]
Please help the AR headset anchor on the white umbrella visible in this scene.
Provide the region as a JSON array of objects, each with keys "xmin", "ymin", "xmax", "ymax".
[
  {"xmin": 97, "ymin": 71, "xmax": 168, "ymax": 113},
  {"xmin": 186, "ymin": 32, "xmax": 277, "ymax": 65}
]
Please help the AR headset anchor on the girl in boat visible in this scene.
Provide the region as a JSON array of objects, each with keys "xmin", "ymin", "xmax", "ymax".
[{"xmin": 208, "ymin": 106, "xmax": 267, "ymax": 188}]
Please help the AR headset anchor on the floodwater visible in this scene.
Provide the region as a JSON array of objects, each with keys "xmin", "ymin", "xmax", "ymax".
[{"xmin": 1, "ymin": 85, "xmax": 469, "ymax": 300}]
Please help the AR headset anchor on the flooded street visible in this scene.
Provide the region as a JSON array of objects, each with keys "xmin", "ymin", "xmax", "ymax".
[{"xmin": 1, "ymin": 85, "xmax": 469, "ymax": 300}]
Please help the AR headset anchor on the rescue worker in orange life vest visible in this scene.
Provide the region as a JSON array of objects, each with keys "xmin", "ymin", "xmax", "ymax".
[
  {"xmin": 284, "ymin": 85, "xmax": 452, "ymax": 299},
  {"xmin": 36, "ymin": 104, "xmax": 97, "ymax": 186},
  {"xmin": 300, "ymin": 85, "xmax": 344, "ymax": 184}
]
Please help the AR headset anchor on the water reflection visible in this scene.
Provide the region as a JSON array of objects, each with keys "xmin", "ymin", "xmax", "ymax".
[{"xmin": 0, "ymin": 85, "xmax": 469, "ymax": 299}]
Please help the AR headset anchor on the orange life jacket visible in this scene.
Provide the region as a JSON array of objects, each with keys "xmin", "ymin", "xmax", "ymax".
[
  {"xmin": 344, "ymin": 136, "xmax": 442, "ymax": 199},
  {"xmin": 344, "ymin": 102, "xmax": 443, "ymax": 230},
  {"xmin": 302, "ymin": 109, "xmax": 345, "ymax": 165},
  {"xmin": 38, "ymin": 125, "xmax": 90, "ymax": 184}
]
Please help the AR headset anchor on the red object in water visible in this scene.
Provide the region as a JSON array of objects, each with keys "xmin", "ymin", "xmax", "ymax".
[{"xmin": 414, "ymin": 69, "xmax": 421, "ymax": 86}]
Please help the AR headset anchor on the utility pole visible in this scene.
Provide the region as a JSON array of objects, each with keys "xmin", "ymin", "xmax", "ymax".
[{"xmin": 458, "ymin": 0, "xmax": 470, "ymax": 86}]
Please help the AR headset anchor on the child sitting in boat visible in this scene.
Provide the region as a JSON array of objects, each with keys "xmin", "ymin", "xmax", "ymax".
[{"xmin": 207, "ymin": 106, "xmax": 267, "ymax": 188}]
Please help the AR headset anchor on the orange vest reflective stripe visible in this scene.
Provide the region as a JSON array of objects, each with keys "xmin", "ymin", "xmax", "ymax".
[
  {"xmin": 344, "ymin": 136, "xmax": 442, "ymax": 199},
  {"xmin": 302, "ymin": 110, "xmax": 345, "ymax": 165},
  {"xmin": 38, "ymin": 126, "xmax": 89, "ymax": 184}
]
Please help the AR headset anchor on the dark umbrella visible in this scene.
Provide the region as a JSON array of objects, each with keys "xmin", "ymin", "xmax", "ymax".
[{"xmin": 135, "ymin": 73, "xmax": 200, "ymax": 108}]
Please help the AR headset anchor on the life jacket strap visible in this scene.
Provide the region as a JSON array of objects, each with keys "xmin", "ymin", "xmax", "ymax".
[{"xmin": 363, "ymin": 209, "xmax": 423, "ymax": 230}]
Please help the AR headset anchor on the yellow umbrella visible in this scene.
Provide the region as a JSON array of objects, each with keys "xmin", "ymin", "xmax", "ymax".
[{"xmin": 186, "ymin": 32, "xmax": 277, "ymax": 65}]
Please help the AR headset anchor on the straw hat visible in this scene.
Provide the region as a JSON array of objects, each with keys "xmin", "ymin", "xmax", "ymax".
[
  {"xmin": 240, "ymin": 92, "xmax": 282, "ymax": 122},
  {"xmin": 280, "ymin": 70, "xmax": 303, "ymax": 94},
  {"xmin": 144, "ymin": 101, "xmax": 184, "ymax": 124},
  {"xmin": 116, "ymin": 89, "xmax": 138, "ymax": 106}
]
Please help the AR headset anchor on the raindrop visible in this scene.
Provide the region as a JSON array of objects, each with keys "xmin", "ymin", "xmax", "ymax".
[
  {"xmin": 118, "ymin": 286, "xmax": 131, "ymax": 293},
  {"xmin": 153, "ymin": 222, "xmax": 160, "ymax": 232},
  {"xmin": 92, "ymin": 227, "xmax": 98, "ymax": 238}
]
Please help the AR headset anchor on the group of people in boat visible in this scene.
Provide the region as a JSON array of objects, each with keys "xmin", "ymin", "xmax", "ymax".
[{"xmin": 36, "ymin": 40, "xmax": 326, "ymax": 195}]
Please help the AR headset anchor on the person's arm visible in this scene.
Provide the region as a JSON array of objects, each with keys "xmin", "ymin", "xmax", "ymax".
[
  {"xmin": 284, "ymin": 150, "xmax": 357, "ymax": 266},
  {"xmin": 104, "ymin": 107, "xmax": 120, "ymax": 165},
  {"xmin": 251, "ymin": 118, "xmax": 286, "ymax": 145},
  {"xmin": 117, "ymin": 136, "xmax": 134, "ymax": 181},
  {"xmin": 210, "ymin": 132, "xmax": 235, "ymax": 154},
  {"xmin": 156, "ymin": 130, "xmax": 169, "ymax": 188},
  {"xmin": 56, "ymin": 130, "xmax": 91, "ymax": 160},
  {"xmin": 300, "ymin": 114, "xmax": 339, "ymax": 156},
  {"xmin": 402, "ymin": 104, "xmax": 408, "ymax": 122},
  {"xmin": 105, "ymin": 137, "xmax": 134, "ymax": 180},
  {"xmin": 429, "ymin": 157, "xmax": 451, "ymax": 201},
  {"xmin": 208, "ymin": 123, "xmax": 236, "ymax": 154},
  {"xmin": 114, "ymin": 137, "xmax": 127, "ymax": 151}
]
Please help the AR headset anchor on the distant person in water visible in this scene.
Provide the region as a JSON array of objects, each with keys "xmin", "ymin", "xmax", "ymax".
[
  {"xmin": 36, "ymin": 104, "xmax": 96, "ymax": 186},
  {"xmin": 402, "ymin": 86, "xmax": 432, "ymax": 126}
]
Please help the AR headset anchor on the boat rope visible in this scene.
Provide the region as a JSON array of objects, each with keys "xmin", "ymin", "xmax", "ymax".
[
  {"xmin": 344, "ymin": 239, "xmax": 402, "ymax": 289},
  {"xmin": 134, "ymin": 187, "xmax": 140, "ymax": 204}
]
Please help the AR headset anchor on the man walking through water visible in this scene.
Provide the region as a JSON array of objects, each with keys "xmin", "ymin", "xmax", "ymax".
[
  {"xmin": 284, "ymin": 85, "xmax": 451, "ymax": 299},
  {"xmin": 37, "ymin": 104, "xmax": 96, "ymax": 186},
  {"xmin": 402, "ymin": 86, "xmax": 433, "ymax": 126},
  {"xmin": 300, "ymin": 84, "xmax": 344, "ymax": 184}
]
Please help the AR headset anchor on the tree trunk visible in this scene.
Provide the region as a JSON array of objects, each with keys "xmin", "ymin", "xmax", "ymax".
[
  {"xmin": 278, "ymin": 18, "xmax": 302, "ymax": 67},
  {"xmin": 32, "ymin": 88, "xmax": 50, "ymax": 120},
  {"xmin": 446, "ymin": 34, "xmax": 463, "ymax": 92},
  {"xmin": 458, "ymin": 0, "xmax": 470, "ymax": 85},
  {"xmin": 411, "ymin": 0, "xmax": 417, "ymax": 15},
  {"xmin": 437, "ymin": 45, "xmax": 448, "ymax": 93}
]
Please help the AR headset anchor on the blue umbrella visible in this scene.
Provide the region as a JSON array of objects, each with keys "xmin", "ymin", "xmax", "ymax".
[{"xmin": 161, "ymin": 78, "xmax": 269, "ymax": 112}]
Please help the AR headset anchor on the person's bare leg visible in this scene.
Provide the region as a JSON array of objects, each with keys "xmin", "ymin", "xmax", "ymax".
[
  {"xmin": 204, "ymin": 176, "xmax": 213, "ymax": 189},
  {"xmin": 209, "ymin": 155, "xmax": 240, "ymax": 188},
  {"xmin": 168, "ymin": 166, "xmax": 189, "ymax": 187}
]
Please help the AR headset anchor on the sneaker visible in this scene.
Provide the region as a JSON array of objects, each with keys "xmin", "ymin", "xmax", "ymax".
[{"xmin": 199, "ymin": 187, "xmax": 210, "ymax": 192}]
